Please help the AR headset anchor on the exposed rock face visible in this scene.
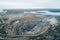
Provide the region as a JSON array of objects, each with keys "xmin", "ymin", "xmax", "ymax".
[{"xmin": 0, "ymin": 13, "xmax": 58, "ymax": 40}]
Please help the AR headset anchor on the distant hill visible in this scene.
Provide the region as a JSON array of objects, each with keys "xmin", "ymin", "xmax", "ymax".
[{"xmin": 1, "ymin": 9, "xmax": 60, "ymax": 14}]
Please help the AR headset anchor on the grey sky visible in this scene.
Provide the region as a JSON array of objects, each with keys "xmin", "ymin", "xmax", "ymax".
[{"xmin": 0, "ymin": 0, "xmax": 60, "ymax": 9}]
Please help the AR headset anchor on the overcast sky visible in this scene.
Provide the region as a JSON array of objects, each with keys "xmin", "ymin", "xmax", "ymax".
[{"xmin": 0, "ymin": 0, "xmax": 60, "ymax": 9}]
